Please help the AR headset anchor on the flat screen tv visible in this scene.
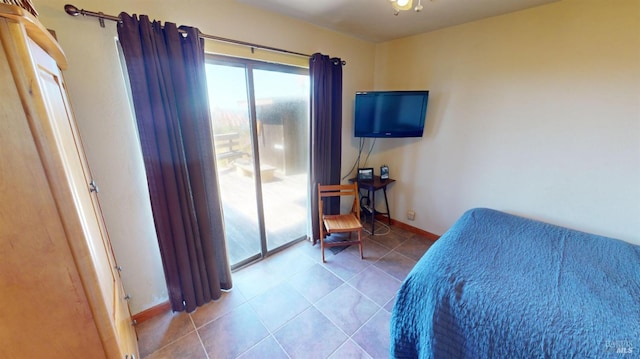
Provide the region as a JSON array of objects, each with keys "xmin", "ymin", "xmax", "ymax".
[{"xmin": 354, "ymin": 90, "xmax": 429, "ymax": 138}]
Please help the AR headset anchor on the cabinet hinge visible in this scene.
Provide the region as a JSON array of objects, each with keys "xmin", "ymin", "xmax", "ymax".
[{"xmin": 89, "ymin": 180, "xmax": 99, "ymax": 193}]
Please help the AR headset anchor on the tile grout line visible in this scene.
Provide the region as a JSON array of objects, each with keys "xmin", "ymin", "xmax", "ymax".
[
  {"xmin": 238, "ymin": 279, "xmax": 357, "ymax": 358},
  {"xmin": 350, "ymin": 305, "xmax": 392, "ymax": 357},
  {"xmin": 189, "ymin": 314, "xmax": 211, "ymax": 359},
  {"xmin": 237, "ymin": 294, "xmax": 299, "ymax": 358},
  {"xmin": 309, "ymin": 298, "xmax": 381, "ymax": 358},
  {"xmin": 304, "ymin": 269, "xmax": 397, "ymax": 358},
  {"xmin": 234, "ymin": 333, "xmax": 292, "ymax": 359},
  {"xmin": 142, "ymin": 329, "xmax": 197, "ymax": 358}
]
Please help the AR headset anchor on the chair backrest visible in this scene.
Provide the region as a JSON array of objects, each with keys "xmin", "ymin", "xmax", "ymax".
[{"xmin": 317, "ymin": 183, "xmax": 360, "ymax": 220}]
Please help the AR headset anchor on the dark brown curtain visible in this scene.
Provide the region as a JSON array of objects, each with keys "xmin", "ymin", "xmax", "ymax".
[
  {"xmin": 309, "ymin": 53, "xmax": 343, "ymax": 244},
  {"xmin": 117, "ymin": 13, "xmax": 232, "ymax": 313}
]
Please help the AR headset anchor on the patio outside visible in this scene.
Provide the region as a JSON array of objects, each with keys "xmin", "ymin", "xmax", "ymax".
[{"xmin": 216, "ymin": 157, "xmax": 309, "ymax": 267}]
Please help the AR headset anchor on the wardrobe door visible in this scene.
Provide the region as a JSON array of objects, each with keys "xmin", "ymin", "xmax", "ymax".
[
  {"xmin": 24, "ymin": 27, "xmax": 138, "ymax": 358},
  {"xmin": 0, "ymin": 18, "xmax": 106, "ymax": 358}
]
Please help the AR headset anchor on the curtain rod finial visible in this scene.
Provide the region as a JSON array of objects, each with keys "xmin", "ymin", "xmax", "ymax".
[{"xmin": 64, "ymin": 4, "xmax": 80, "ymax": 16}]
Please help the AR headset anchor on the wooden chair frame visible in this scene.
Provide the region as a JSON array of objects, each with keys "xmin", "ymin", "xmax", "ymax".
[{"xmin": 318, "ymin": 183, "xmax": 364, "ymax": 262}]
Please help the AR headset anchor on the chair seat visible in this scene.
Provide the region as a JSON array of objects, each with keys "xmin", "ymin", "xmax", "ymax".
[{"xmin": 323, "ymin": 214, "xmax": 362, "ymax": 232}]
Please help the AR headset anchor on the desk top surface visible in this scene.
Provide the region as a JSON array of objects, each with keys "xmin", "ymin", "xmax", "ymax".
[{"xmin": 348, "ymin": 175, "xmax": 395, "ymax": 190}]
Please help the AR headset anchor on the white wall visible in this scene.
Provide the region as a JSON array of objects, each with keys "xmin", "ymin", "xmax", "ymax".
[
  {"xmin": 372, "ymin": 0, "xmax": 640, "ymax": 244},
  {"xmin": 34, "ymin": 0, "xmax": 375, "ymax": 314}
]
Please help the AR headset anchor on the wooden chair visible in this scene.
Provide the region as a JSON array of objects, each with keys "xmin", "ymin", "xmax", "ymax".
[{"xmin": 318, "ymin": 183, "xmax": 364, "ymax": 263}]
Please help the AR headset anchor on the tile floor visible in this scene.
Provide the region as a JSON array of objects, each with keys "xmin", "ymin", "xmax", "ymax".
[{"xmin": 136, "ymin": 225, "xmax": 435, "ymax": 359}]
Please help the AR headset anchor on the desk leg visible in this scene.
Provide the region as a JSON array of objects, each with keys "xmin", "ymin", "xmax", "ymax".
[
  {"xmin": 370, "ymin": 190, "xmax": 376, "ymax": 234},
  {"xmin": 382, "ymin": 187, "xmax": 391, "ymax": 225}
]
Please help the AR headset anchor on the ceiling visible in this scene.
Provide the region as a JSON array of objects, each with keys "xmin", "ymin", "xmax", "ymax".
[{"xmin": 237, "ymin": 0, "xmax": 559, "ymax": 43}]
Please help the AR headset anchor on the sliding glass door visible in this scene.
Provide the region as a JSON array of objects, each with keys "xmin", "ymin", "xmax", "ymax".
[{"xmin": 205, "ymin": 56, "xmax": 309, "ymax": 268}]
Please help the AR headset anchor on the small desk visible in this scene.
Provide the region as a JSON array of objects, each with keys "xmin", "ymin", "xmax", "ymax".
[{"xmin": 348, "ymin": 176, "xmax": 395, "ymax": 234}]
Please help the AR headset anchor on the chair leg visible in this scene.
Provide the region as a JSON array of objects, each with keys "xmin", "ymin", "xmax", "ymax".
[
  {"xmin": 358, "ymin": 230, "xmax": 364, "ymax": 259},
  {"xmin": 320, "ymin": 231, "xmax": 326, "ymax": 263},
  {"xmin": 319, "ymin": 222, "xmax": 326, "ymax": 263}
]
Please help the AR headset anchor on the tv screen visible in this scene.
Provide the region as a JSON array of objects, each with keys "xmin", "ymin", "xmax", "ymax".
[{"xmin": 354, "ymin": 90, "xmax": 429, "ymax": 138}]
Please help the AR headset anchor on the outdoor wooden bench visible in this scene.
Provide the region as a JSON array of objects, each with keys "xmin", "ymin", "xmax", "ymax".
[
  {"xmin": 234, "ymin": 160, "xmax": 277, "ymax": 182},
  {"xmin": 214, "ymin": 132, "xmax": 248, "ymax": 162}
]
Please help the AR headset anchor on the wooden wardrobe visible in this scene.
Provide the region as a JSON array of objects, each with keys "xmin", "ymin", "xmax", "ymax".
[{"xmin": 0, "ymin": 4, "xmax": 139, "ymax": 358}]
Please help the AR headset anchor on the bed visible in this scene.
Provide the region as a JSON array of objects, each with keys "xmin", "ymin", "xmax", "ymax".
[{"xmin": 391, "ymin": 208, "xmax": 640, "ymax": 358}]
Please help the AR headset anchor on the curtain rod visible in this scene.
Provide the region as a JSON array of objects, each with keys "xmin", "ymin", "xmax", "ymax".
[{"xmin": 63, "ymin": 3, "xmax": 346, "ymax": 64}]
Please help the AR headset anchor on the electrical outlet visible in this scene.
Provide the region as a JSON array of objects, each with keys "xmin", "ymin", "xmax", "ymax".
[{"xmin": 407, "ymin": 210, "xmax": 416, "ymax": 221}]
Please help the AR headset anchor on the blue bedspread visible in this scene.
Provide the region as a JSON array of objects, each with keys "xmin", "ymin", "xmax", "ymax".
[{"xmin": 391, "ymin": 208, "xmax": 640, "ymax": 358}]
